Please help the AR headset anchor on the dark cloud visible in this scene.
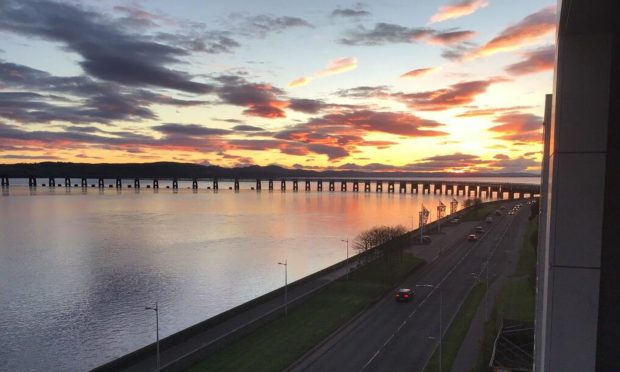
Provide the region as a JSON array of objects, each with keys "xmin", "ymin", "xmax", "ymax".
[
  {"xmin": 340, "ymin": 23, "xmax": 432, "ymax": 45},
  {"xmin": 336, "ymin": 86, "xmax": 391, "ymax": 99},
  {"xmin": 440, "ymin": 42, "xmax": 477, "ymax": 61},
  {"xmin": 308, "ymin": 144, "xmax": 349, "ymax": 160},
  {"xmin": 232, "ymin": 125, "xmax": 264, "ymax": 132},
  {"xmin": 331, "ymin": 7, "xmax": 370, "ymax": 18},
  {"xmin": 428, "ymin": 30, "xmax": 476, "ymax": 45},
  {"xmin": 288, "ymin": 99, "xmax": 327, "ymax": 114},
  {"xmin": 216, "ymin": 81, "xmax": 287, "ymax": 118},
  {"xmin": 0, "ymin": 0, "xmax": 213, "ymax": 93},
  {"xmin": 274, "ymin": 110, "xmax": 447, "ymax": 162},
  {"xmin": 505, "ymin": 45, "xmax": 555, "ymax": 75},
  {"xmin": 157, "ymin": 31, "xmax": 240, "ymax": 54},
  {"xmin": 230, "ymin": 14, "xmax": 313, "ymax": 38},
  {"xmin": 0, "ymin": 91, "xmax": 155, "ymax": 124},
  {"xmin": 152, "ymin": 123, "xmax": 231, "ymax": 136}
]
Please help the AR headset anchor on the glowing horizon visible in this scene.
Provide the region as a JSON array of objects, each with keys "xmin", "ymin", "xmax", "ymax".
[{"xmin": 0, "ymin": 0, "xmax": 555, "ymax": 174}]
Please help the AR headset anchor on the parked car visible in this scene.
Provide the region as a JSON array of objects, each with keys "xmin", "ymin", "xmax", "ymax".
[
  {"xmin": 475, "ymin": 226, "xmax": 485, "ymax": 233},
  {"xmin": 450, "ymin": 218, "xmax": 461, "ymax": 224},
  {"xmin": 421, "ymin": 235, "xmax": 432, "ymax": 244},
  {"xmin": 395, "ymin": 288, "xmax": 414, "ymax": 301},
  {"xmin": 485, "ymin": 216, "xmax": 493, "ymax": 223},
  {"xmin": 467, "ymin": 234, "xmax": 478, "ymax": 241}
]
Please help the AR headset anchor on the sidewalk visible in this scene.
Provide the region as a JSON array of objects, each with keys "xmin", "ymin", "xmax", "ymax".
[{"xmin": 450, "ymin": 213, "xmax": 529, "ymax": 372}]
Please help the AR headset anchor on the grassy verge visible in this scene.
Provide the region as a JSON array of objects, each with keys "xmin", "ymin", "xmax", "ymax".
[
  {"xmin": 423, "ymin": 283, "xmax": 486, "ymax": 372},
  {"xmin": 472, "ymin": 216, "xmax": 538, "ymax": 371},
  {"xmin": 460, "ymin": 202, "xmax": 501, "ymax": 222},
  {"xmin": 187, "ymin": 253, "xmax": 425, "ymax": 372}
]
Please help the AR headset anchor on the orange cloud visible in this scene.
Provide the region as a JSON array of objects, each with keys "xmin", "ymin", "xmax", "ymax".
[
  {"xmin": 400, "ymin": 67, "xmax": 439, "ymax": 79},
  {"xmin": 488, "ymin": 112, "xmax": 543, "ymax": 142},
  {"xmin": 457, "ymin": 105, "xmax": 532, "ymax": 117},
  {"xmin": 288, "ymin": 76, "xmax": 311, "ymax": 88},
  {"xmin": 505, "ymin": 45, "xmax": 555, "ymax": 75},
  {"xmin": 429, "ymin": 0, "xmax": 488, "ymax": 23},
  {"xmin": 394, "ymin": 77, "xmax": 508, "ymax": 111},
  {"xmin": 288, "ymin": 57, "xmax": 357, "ymax": 88},
  {"xmin": 471, "ymin": 6, "xmax": 556, "ymax": 58}
]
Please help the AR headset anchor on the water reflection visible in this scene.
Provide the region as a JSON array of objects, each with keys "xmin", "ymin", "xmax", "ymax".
[{"xmin": 0, "ymin": 186, "xmax": 498, "ymax": 370}]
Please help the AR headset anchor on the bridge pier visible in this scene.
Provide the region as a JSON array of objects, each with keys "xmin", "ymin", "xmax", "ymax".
[
  {"xmin": 172, "ymin": 179, "xmax": 178, "ymax": 189},
  {"xmin": 213, "ymin": 179, "xmax": 219, "ymax": 190},
  {"xmin": 317, "ymin": 180, "xmax": 323, "ymax": 192},
  {"xmin": 48, "ymin": 178, "xmax": 55, "ymax": 188},
  {"xmin": 305, "ymin": 180, "xmax": 311, "ymax": 191},
  {"xmin": 293, "ymin": 180, "xmax": 298, "ymax": 191},
  {"xmin": 234, "ymin": 179, "xmax": 240, "ymax": 191},
  {"xmin": 80, "ymin": 178, "xmax": 87, "ymax": 188},
  {"xmin": 411, "ymin": 183, "xmax": 418, "ymax": 194},
  {"xmin": 341, "ymin": 181, "xmax": 347, "ymax": 192},
  {"xmin": 376, "ymin": 182, "xmax": 383, "ymax": 193},
  {"xmin": 64, "ymin": 178, "xmax": 70, "ymax": 188},
  {"xmin": 422, "ymin": 183, "xmax": 430, "ymax": 194},
  {"xmin": 387, "ymin": 182, "xmax": 395, "ymax": 193},
  {"xmin": 281, "ymin": 180, "xmax": 286, "ymax": 191},
  {"xmin": 329, "ymin": 181, "xmax": 335, "ymax": 192},
  {"xmin": 353, "ymin": 181, "xmax": 359, "ymax": 192},
  {"xmin": 98, "ymin": 178, "xmax": 104, "ymax": 189},
  {"xmin": 456, "ymin": 185, "xmax": 465, "ymax": 196},
  {"xmin": 134, "ymin": 178, "xmax": 140, "ymax": 189},
  {"xmin": 1, "ymin": 176, "xmax": 8, "ymax": 187},
  {"xmin": 256, "ymin": 179, "xmax": 262, "ymax": 191},
  {"xmin": 268, "ymin": 179, "xmax": 274, "ymax": 191},
  {"xmin": 364, "ymin": 181, "xmax": 371, "ymax": 192},
  {"xmin": 399, "ymin": 182, "xmax": 406, "ymax": 193},
  {"xmin": 28, "ymin": 176, "xmax": 37, "ymax": 188},
  {"xmin": 153, "ymin": 179, "xmax": 159, "ymax": 189},
  {"xmin": 192, "ymin": 179, "xmax": 199, "ymax": 190}
]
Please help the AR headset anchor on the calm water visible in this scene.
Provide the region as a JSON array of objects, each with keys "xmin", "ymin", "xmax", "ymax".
[{"xmin": 0, "ymin": 178, "xmax": 538, "ymax": 371}]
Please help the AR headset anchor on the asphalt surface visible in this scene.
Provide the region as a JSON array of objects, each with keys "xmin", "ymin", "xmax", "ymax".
[{"xmin": 293, "ymin": 201, "xmax": 530, "ymax": 372}]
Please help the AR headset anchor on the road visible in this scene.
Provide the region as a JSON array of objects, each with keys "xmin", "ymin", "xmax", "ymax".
[{"xmin": 292, "ymin": 201, "xmax": 530, "ymax": 372}]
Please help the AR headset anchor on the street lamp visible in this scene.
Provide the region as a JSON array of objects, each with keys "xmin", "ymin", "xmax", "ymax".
[
  {"xmin": 416, "ymin": 284, "xmax": 442, "ymax": 372},
  {"xmin": 278, "ymin": 260, "xmax": 288, "ymax": 316},
  {"xmin": 145, "ymin": 302, "xmax": 160, "ymax": 372},
  {"xmin": 341, "ymin": 239, "xmax": 349, "ymax": 280}
]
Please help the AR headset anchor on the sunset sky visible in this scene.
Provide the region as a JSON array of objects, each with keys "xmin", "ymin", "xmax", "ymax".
[{"xmin": 0, "ymin": 0, "xmax": 555, "ymax": 173}]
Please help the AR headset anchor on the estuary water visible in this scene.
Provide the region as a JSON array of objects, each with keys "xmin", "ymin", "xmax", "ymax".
[{"xmin": 0, "ymin": 177, "xmax": 538, "ymax": 371}]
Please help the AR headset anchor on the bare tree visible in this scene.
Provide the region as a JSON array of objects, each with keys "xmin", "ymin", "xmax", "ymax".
[{"xmin": 353, "ymin": 225, "xmax": 407, "ymax": 263}]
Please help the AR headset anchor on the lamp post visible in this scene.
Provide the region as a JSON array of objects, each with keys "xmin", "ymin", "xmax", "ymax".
[
  {"xmin": 278, "ymin": 260, "xmax": 288, "ymax": 316},
  {"xmin": 341, "ymin": 239, "xmax": 349, "ymax": 280},
  {"xmin": 417, "ymin": 284, "xmax": 442, "ymax": 372},
  {"xmin": 145, "ymin": 302, "xmax": 160, "ymax": 372}
]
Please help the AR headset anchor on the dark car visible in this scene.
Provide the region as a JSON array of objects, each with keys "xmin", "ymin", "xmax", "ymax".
[
  {"xmin": 468, "ymin": 234, "xmax": 478, "ymax": 241},
  {"xmin": 395, "ymin": 288, "xmax": 414, "ymax": 301},
  {"xmin": 475, "ymin": 226, "xmax": 485, "ymax": 234},
  {"xmin": 421, "ymin": 235, "xmax": 432, "ymax": 244}
]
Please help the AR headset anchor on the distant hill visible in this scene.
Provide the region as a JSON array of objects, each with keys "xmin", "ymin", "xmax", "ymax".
[{"xmin": 0, "ymin": 162, "xmax": 539, "ymax": 179}]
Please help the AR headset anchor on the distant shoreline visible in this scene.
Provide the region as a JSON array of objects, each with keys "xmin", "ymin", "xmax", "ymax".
[{"xmin": 0, "ymin": 161, "xmax": 540, "ymax": 180}]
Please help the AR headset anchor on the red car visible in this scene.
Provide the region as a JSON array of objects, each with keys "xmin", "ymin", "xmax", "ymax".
[
  {"xmin": 395, "ymin": 288, "xmax": 414, "ymax": 301},
  {"xmin": 468, "ymin": 234, "xmax": 478, "ymax": 241}
]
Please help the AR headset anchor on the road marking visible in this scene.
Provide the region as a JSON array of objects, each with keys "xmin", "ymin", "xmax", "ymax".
[{"xmin": 360, "ymin": 207, "xmax": 517, "ymax": 371}]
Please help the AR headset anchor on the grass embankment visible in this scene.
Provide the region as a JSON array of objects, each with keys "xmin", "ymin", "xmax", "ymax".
[
  {"xmin": 472, "ymin": 215, "xmax": 538, "ymax": 371},
  {"xmin": 187, "ymin": 253, "xmax": 425, "ymax": 372},
  {"xmin": 460, "ymin": 202, "xmax": 501, "ymax": 222},
  {"xmin": 423, "ymin": 283, "xmax": 487, "ymax": 372}
]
